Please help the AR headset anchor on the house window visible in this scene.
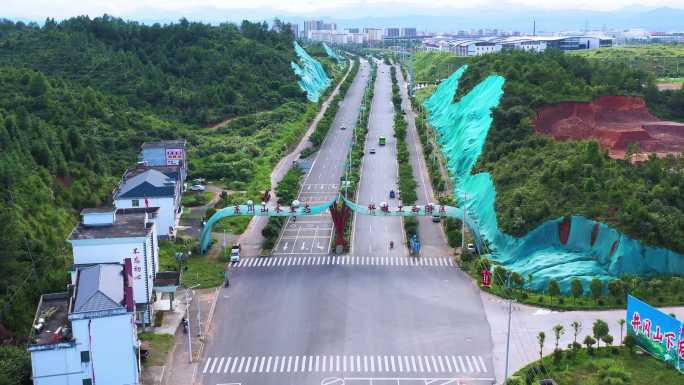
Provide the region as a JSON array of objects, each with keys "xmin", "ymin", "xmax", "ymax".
[
  {"xmin": 80, "ymin": 351, "xmax": 90, "ymax": 363},
  {"xmin": 82, "ymin": 379, "xmax": 92, "ymax": 385},
  {"xmin": 132, "ymin": 199, "xmax": 140, "ymax": 207}
]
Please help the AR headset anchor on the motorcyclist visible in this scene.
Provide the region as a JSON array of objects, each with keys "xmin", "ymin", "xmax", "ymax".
[{"xmin": 389, "ymin": 240, "xmax": 394, "ymax": 249}]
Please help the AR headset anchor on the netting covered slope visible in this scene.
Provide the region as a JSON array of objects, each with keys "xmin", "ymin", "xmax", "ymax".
[
  {"xmin": 425, "ymin": 66, "xmax": 684, "ymax": 292},
  {"xmin": 291, "ymin": 41, "xmax": 331, "ymax": 102},
  {"xmin": 322, "ymin": 43, "xmax": 343, "ymax": 64}
]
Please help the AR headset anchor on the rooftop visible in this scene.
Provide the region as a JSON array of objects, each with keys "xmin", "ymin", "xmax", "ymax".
[
  {"xmin": 154, "ymin": 271, "xmax": 181, "ymax": 287},
  {"xmin": 115, "ymin": 168, "xmax": 177, "ymax": 199},
  {"xmin": 126, "ymin": 164, "xmax": 181, "ymax": 181},
  {"xmin": 73, "ymin": 264, "xmax": 124, "ymax": 313},
  {"xmin": 141, "ymin": 140, "xmax": 187, "ymax": 149},
  {"xmin": 68, "ymin": 207, "xmax": 158, "ymax": 241},
  {"xmin": 30, "ymin": 292, "xmax": 71, "ymax": 346}
]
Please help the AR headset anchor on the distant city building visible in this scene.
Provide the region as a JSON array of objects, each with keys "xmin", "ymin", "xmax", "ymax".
[
  {"xmin": 321, "ymin": 22, "xmax": 337, "ymax": 31},
  {"xmin": 304, "ymin": 20, "xmax": 323, "ymax": 36},
  {"xmin": 385, "ymin": 27, "xmax": 400, "ymax": 37},
  {"xmin": 289, "ymin": 23, "xmax": 299, "ymax": 37},
  {"xmin": 27, "ymin": 262, "xmax": 140, "ymax": 385},
  {"xmin": 364, "ymin": 28, "xmax": 383, "ymax": 42},
  {"xmin": 346, "ymin": 28, "xmax": 360, "ymax": 34},
  {"xmin": 400, "ymin": 27, "xmax": 417, "ymax": 37},
  {"xmin": 421, "ymin": 35, "xmax": 613, "ymax": 56}
]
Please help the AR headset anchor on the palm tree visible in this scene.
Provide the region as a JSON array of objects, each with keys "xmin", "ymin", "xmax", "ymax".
[
  {"xmin": 537, "ymin": 331, "xmax": 546, "ymax": 362},
  {"xmin": 618, "ymin": 319, "xmax": 625, "ymax": 344},
  {"xmin": 570, "ymin": 321, "xmax": 582, "ymax": 345},
  {"xmin": 553, "ymin": 324, "xmax": 565, "ymax": 350}
]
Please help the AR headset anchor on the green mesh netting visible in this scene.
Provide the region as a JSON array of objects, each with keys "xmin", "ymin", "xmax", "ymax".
[
  {"xmin": 291, "ymin": 41, "xmax": 331, "ymax": 103},
  {"xmin": 323, "ymin": 43, "xmax": 343, "ymax": 64},
  {"xmin": 425, "ymin": 66, "xmax": 684, "ymax": 292},
  {"xmin": 199, "ymin": 199, "xmax": 337, "ymax": 253}
]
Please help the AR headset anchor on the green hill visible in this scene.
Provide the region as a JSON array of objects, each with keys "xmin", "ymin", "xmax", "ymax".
[
  {"xmin": 0, "ymin": 16, "xmax": 312, "ymax": 336},
  {"xmin": 412, "ymin": 50, "xmax": 684, "ymax": 254}
]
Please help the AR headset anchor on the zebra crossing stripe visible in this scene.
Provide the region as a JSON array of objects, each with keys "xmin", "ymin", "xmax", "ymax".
[
  {"xmin": 424, "ymin": 355, "xmax": 432, "ymax": 372},
  {"xmin": 478, "ymin": 355, "xmax": 487, "ymax": 372},
  {"xmin": 471, "ymin": 355, "xmax": 480, "ymax": 372},
  {"xmin": 223, "ymin": 357, "xmax": 232, "ymax": 373},
  {"xmin": 203, "ymin": 357, "xmax": 212, "ymax": 374}
]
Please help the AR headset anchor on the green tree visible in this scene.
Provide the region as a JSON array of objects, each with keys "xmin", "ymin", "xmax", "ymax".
[
  {"xmin": 590, "ymin": 279, "xmax": 603, "ymax": 303},
  {"xmin": 623, "ymin": 334, "xmax": 637, "ymax": 354},
  {"xmin": 618, "ymin": 319, "xmax": 626, "ymax": 343},
  {"xmin": 0, "ymin": 345, "xmax": 31, "ymax": 385},
  {"xmin": 593, "ymin": 319, "xmax": 609, "ymax": 348},
  {"xmin": 548, "ymin": 279, "xmax": 560, "ymax": 301},
  {"xmin": 607, "ymin": 279, "xmax": 626, "ymax": 303},
  {"xmin": 511, "ymin": 271, "xmax": 524, "ymax": 292},
  {"xmin": 537, "ymin": 331, "xmax": 546, "ymax": 362},
  {"xmin": 570, "ymin": 321, "xmax": 582, "ymax": 344},
  {"xmin": 552, "ymin": 324, "xmax": 565, "ymax": 351},
  {"xmin": 28, "ymin": 72, "xmax": 49, "ymax": 96},
  {"xmin": 583, "ymin": 335, "xmax": 596, "ymax": 351},
  {"xmin": 570, "ymin": 279, "xmax": 583, "ymax": 304}
]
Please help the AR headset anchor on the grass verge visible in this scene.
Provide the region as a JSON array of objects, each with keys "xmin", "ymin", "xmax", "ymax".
[
  {"xmin": 139, "ymin": 332, "xmax": 174, "ymax": 367},
  {"xmin": 512, "ymin": 346, "xmax": 683, "ymax": 385},
  {"xmin": 158, "ymin": 239, "xmax": 226, "ymax": 288}
]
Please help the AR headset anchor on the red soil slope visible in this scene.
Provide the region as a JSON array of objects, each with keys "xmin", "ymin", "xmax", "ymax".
[{"xmin": 534, "ymin": 96, "xmax": 684, "ymax": 160}]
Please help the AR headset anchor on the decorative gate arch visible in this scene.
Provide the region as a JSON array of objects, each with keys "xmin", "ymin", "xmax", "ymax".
[{"xmin": 199, "ymin": 195, "xmax": 470, "ymax": 254}]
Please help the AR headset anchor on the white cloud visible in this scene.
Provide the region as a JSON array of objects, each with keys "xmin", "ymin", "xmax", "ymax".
[{"xmin": 4, "ymin": 0, "xmax": 684, "ymax": 20}]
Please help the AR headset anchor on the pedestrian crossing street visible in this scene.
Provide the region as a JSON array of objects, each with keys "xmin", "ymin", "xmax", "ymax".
[
  {"xmin": 230, "ymin": 256, "xmax": 456, "ymax": 268},
  {"xmin": 202, "ymin": 354, "xmax": 488, "ymax": 376}
]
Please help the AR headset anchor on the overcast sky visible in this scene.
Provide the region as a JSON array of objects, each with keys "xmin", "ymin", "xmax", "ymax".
[{"xmin": 5, "ymin": 0, "xmax": 684, "ymax": 21}]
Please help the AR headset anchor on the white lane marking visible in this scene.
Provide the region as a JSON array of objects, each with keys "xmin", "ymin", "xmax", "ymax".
[
  {"xmin": 471, "ymin": 356, "xmax": 480, "ymax": 372},
  {"xmin": 237, "ymin": 357, "xmax": 247, "ymax": 373},
  {"xmin": 264, "ymin": 356, "xmax": 271, "ymax": 372},
  {"xmin": 465, "ymin": 356, "xmax": 473, "ymax": 372},
  {"xmin": 444, "ymin": 355, "xmax": 452, "ymax": 372},
  {"xmin": 309, "ymin": 355, "xmax": 314, "ymax": 372},
  {"xmin": 283, "ymin": 241, "xmax": 289, "ymax": 250},
  {"xmin": 384, "ymin": 356, "xmax": 389, "ymax": 372},
  {"xmin": 230, "ymin": 356, "xmax": 239, "ymax": 373},
  {"xmin": 336, "ymin": 355, "xmax": 340, "ymax": 372},
  {"xmin": 424, "ymin": 356, "xmax": 432, "ymax": 372},
  {"xmin": 363, "ymin": 355, "xmax": 368, "ymax": 372},
  {"xmin": 316, "ymin": 355, "xmax": 320, "ymax": 372},
  {"xmin": 203, "ymin": 357, "xmax": 213, "ymax": 374},
  {"xmin": 478, "ymin": 356, "xmax": 487, "ymax": 372},
  {"xmin": 287, "ymin": 356, "xmax": 292, "ymax": 372},
  {"xmin": 294, "ymin": 356, "xmax": 299, "ymax": 373},
  {"xmin": 391, "ymin": 356, "xmax": 396, "ymax": 372},
  {"xmin": 301, "ymin": 356, "xmax": 306, "ymax": 372},
  {"xmin": 458, "ymin": 356, "xmax": 466, "ymax": 372},
  {"xmin": 369, "ymin": 355, "xmax": 374, "ymax": 372},
  {"xmin": 223, "ymin": 357, "xmax": 232, "ymax": 373},
  {"xmin": 356, "ymin": 356, "xmax": 361, "ymax": 372},
  {"xmin": 216, "ymin": 357, "xmax": 225, "ymax": 373},
  {"xmin": 434, "ymin": 355, "xmax": 441, "ymax": 372},
  {"xmin": 252, "ymin": 356, "xmax": 260, "ymax": 372},
  {"xmin": 410, "ymin": 356, "xmax": 417, "ymax": 372}
]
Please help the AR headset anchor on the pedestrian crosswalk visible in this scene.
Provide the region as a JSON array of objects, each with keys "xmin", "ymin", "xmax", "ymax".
[
  {"xmin": 230, "ymin": 256, "xmax": 456, "ymax": 268},
  {"xmin": 202, "ymin": 354, "xmax": 488, "ymax": 375}
]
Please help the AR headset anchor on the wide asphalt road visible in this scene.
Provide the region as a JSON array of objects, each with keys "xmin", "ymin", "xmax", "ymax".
[
  {"xmin": 273, "ymin": 60, "xmax": 370, "ymax": 256},
  {"xmin": 200, "ymin": 262, "xmax": 495, "ymax": 385},
  {"xmin": 352, "ymin": 61, "xmax": 407, "ymax": 257},
  {"xmin": 198, "ymin": 59, "xmax": 496, "ymax": 385}
]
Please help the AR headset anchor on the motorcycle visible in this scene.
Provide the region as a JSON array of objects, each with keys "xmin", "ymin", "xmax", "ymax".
[{"xmin": 389, "ymin": 241, "xmax": 394, "ymax": 249}]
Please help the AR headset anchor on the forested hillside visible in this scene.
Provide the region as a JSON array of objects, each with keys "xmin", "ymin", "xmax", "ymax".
[
  {"xmin": 0, "ymin": 16, "xmax": 307, "ymax": 338},
  {"xmin": 415, "ymin": 50, "xmax": 684, "ymax": 254},
  {"xmin": 0, "ymin": 16, "xmax": 303, "ymax": 124}
]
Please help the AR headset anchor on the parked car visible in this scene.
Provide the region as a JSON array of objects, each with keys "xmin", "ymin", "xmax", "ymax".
[
  {"xmin": 369, "ymin": 148, "xmax": 376, "ymax": 154},
  {"xmin": 432, "ymin": 215, "xmax": 441, "ymax": 223},
  {"xmin": 341, "ymin": 125, "xmax": 346, "ymax": 130},
  {"xmin": 466, "ymin": 243, "xmax": 476, "ymax": 253},
  {"xmin": 191, "ymin": 184, "xmax": 206, "ymax": 191}
]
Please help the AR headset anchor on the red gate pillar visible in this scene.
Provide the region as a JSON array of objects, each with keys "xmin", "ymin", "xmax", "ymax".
[{"xmin": 329, "ymin": 201, "xmax": 350, "ymax": 251}]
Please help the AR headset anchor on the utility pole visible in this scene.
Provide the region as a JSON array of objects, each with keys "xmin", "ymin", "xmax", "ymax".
[
  {"xmin": 462, "ymin": 192, "xmax": 467, "ymax": 252},
  {"xmin": 185, "ymin": 289, "xmax": 192, "ymax": 363},
  {"xmin": 504, "ymin": 299, "xmax": 513, "ymax": 383}
]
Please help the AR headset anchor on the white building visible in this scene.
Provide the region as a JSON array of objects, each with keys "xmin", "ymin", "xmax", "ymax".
[
  {"xmin": 140, "ymin": 140, "xmax": 187, "ymax": 183},
  {"xmin": 68, "ymin": 208, "xmax": 160, "ymax": 324},
  {"xmin": 364, "ymin": 28, "xmax": 383, "ymax": 42},
  {"xmin": 28, "ymin": 263, "xmax": 139, "ymax": 385},
  {"xmin": 113, "ymin": 168, "xmax": 181, "ymax": 238}
]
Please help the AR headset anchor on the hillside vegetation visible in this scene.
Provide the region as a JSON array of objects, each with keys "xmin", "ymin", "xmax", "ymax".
[
  {"xmin": 0, "ymin": 16, "xmax": 310, "ymax": 337},
  {"xmin": 413, "ymin": 50, "xmax": 684, "ymax": 254},
  {"xmin": 0, "ymin": 16, "xmax": 303, "ymax": 125}
]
